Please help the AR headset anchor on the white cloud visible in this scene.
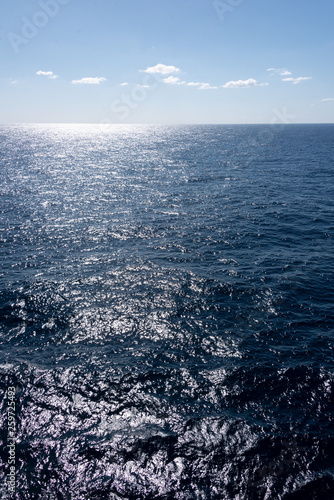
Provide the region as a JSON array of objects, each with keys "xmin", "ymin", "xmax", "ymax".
[
  {"xmin": 36, "ymin": 70, "xmax": 58, "ymax": 79},
  {"xmin": 10, "ymin": 79, "xmax": 18, "ymax": 84},
  {"xmin": 141, "ymin": 63, "xmax": 180, "ymax": 75},
  {"xmin": 198, "ymin": 83, "xmax": 218, "ymax": 90},
  {"xmin": 282, "ymin": 76, "xmax": 312, "ymax": 84},
  {"xmin": 162, "ymin": 77, "xmax": 216, "ymax": 89},
  {"xmin": 186, "ymin": 81, "xmax": 218, "ymax": 89},
  {"xmin": 162, "ymin": 76, "xmax": 185, "ymax": 85},
  {"xmin": 321, "ymin": 98, "xmax": 334, "ymax": 102},
  {"xmin": 119, "ymin": 82, "xmax": 128, "ymax": 86},
  {"xmin": 267, "ymin": 67, "xmax": 292, "ymax": 76},
  {"xmin": 223, "ymin": 78, "xmax": 258, "ymax": 88},
  {"xmin": 71, "ymin": 77, "xmax": 107, "ymax": 85}
]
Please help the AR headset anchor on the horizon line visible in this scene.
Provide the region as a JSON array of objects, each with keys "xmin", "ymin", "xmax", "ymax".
[{"xmin": 1, "ymin": 122, "xmax": 334, "ymax": 126}]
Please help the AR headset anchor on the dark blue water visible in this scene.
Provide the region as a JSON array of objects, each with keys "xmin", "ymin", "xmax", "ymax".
[{"xmin": 0, "ymin": 124, "xmax": 333, "ymax": 499}]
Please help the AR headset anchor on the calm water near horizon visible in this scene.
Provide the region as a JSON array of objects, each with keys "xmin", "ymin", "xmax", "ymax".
[{"xmin": 0, "ymin": 123, "xmax": 333, "ymax": 499}]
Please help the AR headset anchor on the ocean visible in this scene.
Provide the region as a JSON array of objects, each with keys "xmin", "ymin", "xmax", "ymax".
[{"xmin": 0, "ymin": 123, "xmax": 333, "ymax": 499}]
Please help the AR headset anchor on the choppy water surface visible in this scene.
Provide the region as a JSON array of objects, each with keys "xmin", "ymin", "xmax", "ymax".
[{"xmin": 0, "ymin": 124, "xmax": 334, "ymax": 499}]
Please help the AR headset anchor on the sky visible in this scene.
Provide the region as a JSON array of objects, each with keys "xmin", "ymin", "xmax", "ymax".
[{"xmin": 1, "ymin": 0, "xmax": 334, "ymax": 124}]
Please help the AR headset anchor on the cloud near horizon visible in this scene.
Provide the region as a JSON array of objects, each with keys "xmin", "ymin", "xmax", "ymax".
[
  {"xmin": 282, "ymin": 76, "xmax": 312, "ymax": 84},
  {"xmin": 267, "ymin": 67, "xmax": 292, "ymax": 76},
  {"xmin": 36, "ymin": 70, "xmax": 58, "ymax": 79},
  {"xmin": 71, "ymin": 77, "xmax": 107, "ymax": 85},
  {"xmin": 321, "ymin": 97, "xmax": 334, "ymax": 102},
  {"xmin": 162, "ymin": 76, "xmax": 185, "ymax": 85},
  {"xmin": 141, "ymin": 64, "xmax": 180, "ymax": 75},
  {"xmin": 223, "ymin": 78, "xmax": 258, "ymax": 88},
  {"xmin": 198, "ymin": 83, "xmax": 218, "ymax": 90},
  {"xmin": 138, "ymin": 64, "xmax": 272, "ymax": 90},
  {"xmin": 161, "ymin": 77, "xmax": 217, "ymax": 89}
]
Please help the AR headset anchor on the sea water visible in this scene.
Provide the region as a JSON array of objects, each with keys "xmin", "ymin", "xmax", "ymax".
[{"xmin": 0, "ymin": 124, "xmax": 333, "ymax": 498}]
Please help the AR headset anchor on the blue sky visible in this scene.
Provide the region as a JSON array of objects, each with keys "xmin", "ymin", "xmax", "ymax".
[{"xmin": 1, "ymin": 0, "xmax": 333, "ymax": 124}]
